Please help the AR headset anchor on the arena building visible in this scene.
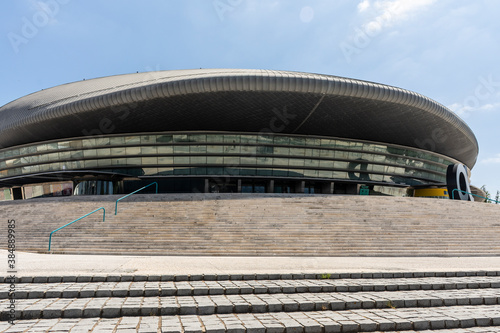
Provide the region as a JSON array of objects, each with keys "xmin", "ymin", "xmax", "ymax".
[{"xmin": 0, "ymin": 69, "xmax": 478, "ymax": 200}]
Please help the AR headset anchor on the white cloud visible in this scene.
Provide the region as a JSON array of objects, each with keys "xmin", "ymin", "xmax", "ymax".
[
  {"xmin": 448, "ymin": 102, "xmax": 500, "ymax": 118},
  {"xmin": 361, "ymin": 0, "xmax": 437, "ymax": 32},
  {"xmin": 357, "ymin": 0, "xmax": 371, "ymax": 12},
  {"xmin": 481, "ymin": 154, "xmax": 500, "ymax": 164}
]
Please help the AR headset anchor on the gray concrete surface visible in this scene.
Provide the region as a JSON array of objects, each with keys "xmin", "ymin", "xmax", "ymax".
[{"xmin": 4, "ymin": 250, "xmax": 500, "ymax": 277}]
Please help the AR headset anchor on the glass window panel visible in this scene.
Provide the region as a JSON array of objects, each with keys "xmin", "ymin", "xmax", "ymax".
[
  {"xmin": 240, "ymin": 135, "xmax": 257, "ymax": 144},
  {"xmin": 372, "ymin": 164, "xmax": 385, "ymax": 172},
  {"xmin": 82, "ymin": 139, "xmax": 95, "ymax": 148},
  {"xmin": 47, "ymin": 152, "xmax": 59, "ymax": 161},
  {"xmin": 157, "ymin": 146, "xmax": 173, "ymax": 154},
  {"xmin": 319, "ymin": 160, "xmax": 334, "ymax": 168},
  {"xmin": 289, "ymin": 137, "xmax": 306, "ymax": 146},
  {"xmin": 272, "ymin": 157, "xmax": 288, "ymax": 167},
  {"xmin": 84, "ymin": 149, "xmax": 97, "ymax": 158},
  {"xmin": 240, "ymin": 168, "xmax": 256, "ymax": 176},
  {"xmin": 256, "ymin": 146, "xmax": 273, "ymax": 155},
  {"xmin": 173, "ymin": 134, "xmax": 189, "ymax": 142},
  {"xmin": 207, "ymin": 167, "xmax": 224, "ymax": 175},
  {"xmin": 174, "ymin": 145, "xmax": 189, "ymax": 154},
  {"xmin": 304, "ymin": 159, "xmax": 319, "ymax": 168},
  {"xmin": 142, "ymin": 157, "xmax": 158, "ymax": 165},
  {"xmin": 274, "ymin": 136, "xmax": 290, "ymax": 145},
  {"xmin": 224, "ymin": 135, "xmax": 240, "ymax": 144},
  {"xmin": 156, "ymin": 135, "xmax": 173, "ymax": 143},
  {"xmin": 190, "ymin": 156, "xmax": 207, "ymax": 164},
  {"xmin": 289, "ymin": 147, "xmax": 305, "ymax": 156},
  {"xmin": 348, "ymin": 152, "xmax": 362, "ymax": 160},
  {"xmin": 188, "ymin": 134, "xmax": 207, "ymax": 143},
  {"xmin": 224, "ymin": 156, "xmax": 240, "ymax": 164},
  {"xmin": 305, "ymin": 149, "xmax": 320, "ymax": 157},
  {"xmin": 288, "ymin": 169, "xmax": 303, "ymax": 177},
  {"xmin": 97, "ymin": 148, "xmax": 111, "ymax": 157},
  {"xmin": 84, "ymin": 160, "xmax": 98, "ymax": 168},
  {"xmin": 334, "ymin": 161, "xmax": 348, "ymax": 169},
  {"xmin": 240, "ymin": 156, "xmax": 256, "ymax": 165},
  {"xmin": 174, "ymin": 156, "xmax": 189, "ymax": 164},
  {"xmin": 274, "ymin": 146, "xmax": 289, "ymax": 155},
  {"xmin": 97, "ymin": 159, "xmax": 112, "ymax": 167},
  {"xmin": 288, "ymin": 158, "xmax": 304, "ymax": 167},
  {"xmin": 110, "ymin": 147, "xmax": 125, "ymax": 156},
  {"xmin": 258, "ymin": 135, "xmax": 273, "ymax": 144},
  {"xmin": 304, "ymin": 169, "xmax": 319, "ymax": 177},
  {"xmin": 109, "ymin": 136, "xmax": 125, "ymax": 145},
  {"xmin": 95, "ymin": 138, "xmax": 110, "ymax": 146},
  {"xmin": 318, "ymin": 170, "xmax": 333, "ymax": 178},
  {"xmin": 272, "ymin": 168, "xmax": 289, "ymax": 177},
  {"xmin": 206, "ymin": 134, "xmax": 224, "ymax": 143},
  {"xmin": 59, "ymin": 151, "xmax": 71, "ymax": 160},
  {"xmin": 174, "ymin": 167, "xmax": 191, "ymax": 175},
  {"xmin": 141, "ymin": 146, "xmax": 157, "ymax": 155},
  {"xmin": 190, "ymin": 145, "xmax": 207, "ymax": 153},
  {"xmin": 320, "ymin": 149, "xmax": 334, "ymax": 158},
  {"xmin": 143, "ymin": 167, "xmax": 158, "ymax": 175},
  {"xmin": 207, "ymin": 145, "xmax": 224, "ymax": 154},
  {"xmin": 240, "ymin": 146, "xmax": 256, "ymax": 155},
  {"xmin": 255, "ymin": 157, "xmax": 271, "ymax": 166},
  {"xmin": 257, "ymin": 168, "xmax": 273, "ymax": 176},
  {"xmin": 158, "ymin": 167, "xmax": 174, "ymax": 174},
  {"xmin": 125, "ymin": 136, "xmax": 140, "ymax": 145},
  {"xmin": 191, "ymin": 167, "xmax": 207, "ymax": 175},
  {"xmin": 112, "ymin": 158, "xmax": 127, "ymax": 166},
  {"xmin": 126, "ymin": 157, "xmax": 141, "ymax": 165},
  {"xmin": 141, "ymin": 135, "xmax": 156, "ymax": 144},
  {"xmin": 320, "ymin": 139, "xmax": 335, "ymax": 148},
  {"xmin": 207, "ymin": 156, "xmax": 223, "ymax": 164},
  {"xmin": 306, "ymin": 137, "xmax": 320, "ymax": 146},
  {"xmin": 125, "ymin": 147, "xmax": 141, "ymax": 155},
  {"xmin": 158, "ymin": 156, "xmax": 174, "ymax": 164}
]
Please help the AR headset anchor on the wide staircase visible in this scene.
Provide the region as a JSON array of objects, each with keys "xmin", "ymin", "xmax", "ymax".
[
  {"xmin": 3, "ymin": 271, "xmax": 500, "ymax": 332},
  {"xmin": 1, "ymin": 194, "xmax": 500, "ymax": 256}
]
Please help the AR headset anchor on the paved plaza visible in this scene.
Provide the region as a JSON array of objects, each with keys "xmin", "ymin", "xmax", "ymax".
[{"xmin": 2, "ymin": 252, "xmax": 500, "ymax": 332}]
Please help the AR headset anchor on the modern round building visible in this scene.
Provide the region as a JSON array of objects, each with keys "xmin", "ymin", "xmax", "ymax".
[{"xmin": 0, "ymin": 69, "xmax": 478, "ymax": 200}]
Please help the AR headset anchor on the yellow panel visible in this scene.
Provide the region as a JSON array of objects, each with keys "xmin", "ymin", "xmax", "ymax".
[{"xmin": 414, "ymin": 188, "xmax": 449, "ymax": 198}]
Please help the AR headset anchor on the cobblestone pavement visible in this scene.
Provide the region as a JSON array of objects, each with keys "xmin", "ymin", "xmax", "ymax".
[
  {"xmin": 1, "ymin": 305, "xmax": 500, "ymax": 332},
  {"xmin": 3, "ymin": 272, "xmax": 500, "ymax": 332},
  {"xmin": 2, "ymin": 276, "xmax": 500, "ymax": 299}
]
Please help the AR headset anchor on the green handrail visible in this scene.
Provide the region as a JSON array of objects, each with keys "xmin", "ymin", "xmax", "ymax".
[
  {"xmin": 48, "ymin": 207, "xmax": 105, "ymax": 251},
  {"xmin": 451, "ymin": 189, "xmax": 500, "ymax": 204},
  {"xmin": 115, "ymin": 182, "xmax": 158, "ymax": 215}
]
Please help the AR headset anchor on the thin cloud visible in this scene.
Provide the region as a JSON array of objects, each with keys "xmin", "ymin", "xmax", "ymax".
[
  {"xmin": 448, "ymin": 102, "xmax": 500, "ymax": 117},
  {"xmin": 481, "ymin": 154, "xmax": 500, "ymax": 164},
  {"xmin": 359, "ymin": 0, "xmax": 437, "ymax": 33}
]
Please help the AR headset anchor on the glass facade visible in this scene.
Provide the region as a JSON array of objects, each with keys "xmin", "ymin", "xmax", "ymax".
[{"xmin": 0, "ymin": 131, "xmax": 458, "ymax": 190}]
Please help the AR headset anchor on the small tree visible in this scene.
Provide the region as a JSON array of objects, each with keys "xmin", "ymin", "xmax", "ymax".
[
  {"xmin": 480, "ymin": 185, "xmax": 491, "ymax": 203},
  {"xmin": 495, "ymin": 190, "xmax": 499, "ymax": 204}
]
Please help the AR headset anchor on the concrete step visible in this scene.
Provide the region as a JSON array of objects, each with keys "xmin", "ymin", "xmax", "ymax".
[
  {"xmin": 3, "ymin": 275, "xmax": 500, "ymax": 299},
  {"xmin": 3, "ymin": 305, "xmax": 500, "ymax": 332},
  {"xmin": 6, "ymin": 288, "xmax": 500, "ymax": 321},
  {"xmin": 3, "ymin": 194, "xmax": 500, "ymax": 255}
]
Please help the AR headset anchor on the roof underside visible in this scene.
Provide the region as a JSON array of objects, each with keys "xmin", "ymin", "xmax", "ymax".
[{"xmin": 0, "ymin": 69, "xmax": 479, "ymax": 167}]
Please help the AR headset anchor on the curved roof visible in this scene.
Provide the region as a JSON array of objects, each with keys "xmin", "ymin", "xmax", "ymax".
[{"xmin": 0, "ymin": 69, "xmax": 478, "ymax": 167}]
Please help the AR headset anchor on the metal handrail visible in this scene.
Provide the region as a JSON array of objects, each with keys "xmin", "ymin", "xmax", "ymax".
[
  {"xmin": 451, "ymin": 189, "xmax": 500, "ymax": 204},
  {"xmin": 48, "ymin": 207, "xmax": 105, "ymax": 251},
  {"xmin": 115, "ymin": 182, "xmax": 158, "ymax": 215}
]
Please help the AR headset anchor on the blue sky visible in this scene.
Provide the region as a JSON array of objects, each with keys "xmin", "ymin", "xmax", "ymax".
[{"xmin": 2, "ymin": 0, "xmax": 500, "ymax": 197}]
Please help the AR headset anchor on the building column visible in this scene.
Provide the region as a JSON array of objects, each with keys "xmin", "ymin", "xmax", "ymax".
[
  {"xmin": 267, "ymin": 180, "xmax": 274, "ymax": 193},
  {"xmin": 237, "ymin": 179, "xmax": 242, "ymax": 193},
  {"xmin": 204, "ymin": 179, "xmax": 209, "ymax": 193},
  {"xmin": 295, "ymin": 181, "xmax": 305, "ymax": 193}
]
